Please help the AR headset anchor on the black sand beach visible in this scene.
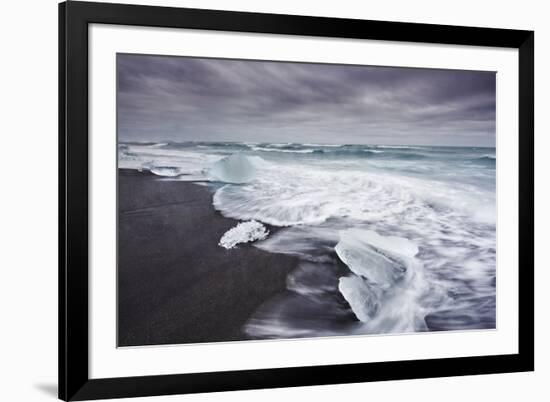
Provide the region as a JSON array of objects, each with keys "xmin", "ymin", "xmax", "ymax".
[{"xmin": 117, "ymin": 169, "xmax": 299, "ymax": 347}]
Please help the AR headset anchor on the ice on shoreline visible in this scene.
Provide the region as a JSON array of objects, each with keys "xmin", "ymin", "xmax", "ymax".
[
  {"xmin": 209, "ymin": 153, "xmax": 257, "ymax": 184},
  {"xmin": 335, "ymin": 229, "xmax": 423, "ymax": 327},
  {"xmin": 335, "ymin": 229, "xmax": 417, "ymax": 285},
  {"xmin": 219, "ymin": 220, "xmax": 269, "ymax": 249},
  {"xmin": 338, "ymin": 275, "xmax": 382, "ymax": 322}
]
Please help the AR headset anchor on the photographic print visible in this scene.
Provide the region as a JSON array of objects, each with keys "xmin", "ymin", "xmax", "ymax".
[{"xmin": 117, "ymin": 53, "xmax": 496, "ymax": 347}]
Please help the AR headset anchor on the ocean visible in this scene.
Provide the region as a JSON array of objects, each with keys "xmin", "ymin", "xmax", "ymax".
[{"xmin": 119, "ymin": 141, "xmax": 496, "ymax": 339}]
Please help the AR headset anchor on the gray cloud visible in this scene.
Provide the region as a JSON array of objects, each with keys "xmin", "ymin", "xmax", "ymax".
[{"xmin": 117, "ymin": 53, "xmax": 495, "ymax": 147}]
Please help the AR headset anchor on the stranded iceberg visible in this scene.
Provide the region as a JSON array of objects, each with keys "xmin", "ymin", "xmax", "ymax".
[{"xmin": 208, "ymin": 153, "xmax": 257, "ymax": 184}]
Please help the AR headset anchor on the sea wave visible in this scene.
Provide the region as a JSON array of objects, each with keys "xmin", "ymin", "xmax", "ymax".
[
  {"xmin": 250, "ymin": 146, "xmax": 316, "ymax": 154},
  {"xmin": 375, "ymin": 145, "xmax": 427, "ymax": 150}
]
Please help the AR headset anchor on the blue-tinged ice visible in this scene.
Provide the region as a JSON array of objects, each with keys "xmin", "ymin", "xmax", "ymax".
[
  {"xmin": 208, "ymin": 153, "xmax": 257, "ymax": 184},
  {"xmin": 335, "ymin": 229, "xmax": 417, "ymax": 285}
]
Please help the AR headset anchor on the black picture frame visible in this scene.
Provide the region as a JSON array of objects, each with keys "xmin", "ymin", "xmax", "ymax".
[{"xmin": 59, "ymin": 1, "xmax": 534, "ymax": 400}]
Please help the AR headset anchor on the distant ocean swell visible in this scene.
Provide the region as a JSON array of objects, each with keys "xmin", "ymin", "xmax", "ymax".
[{"xmin": 119, "ymin": 141, "xmax": 496, "ymax": 337}]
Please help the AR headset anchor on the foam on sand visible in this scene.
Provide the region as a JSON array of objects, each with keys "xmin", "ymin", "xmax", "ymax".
[{"xmin": 219, "ymin": 220, "xmax": 269, "ymax": 249}]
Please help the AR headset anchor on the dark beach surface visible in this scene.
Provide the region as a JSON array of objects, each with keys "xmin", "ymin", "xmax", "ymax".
[{"xmin": 117, "ymin": 169, "xmax": 299, "ymax": 347}]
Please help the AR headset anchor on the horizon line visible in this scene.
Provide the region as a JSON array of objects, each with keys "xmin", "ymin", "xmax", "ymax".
[{"xmin": 118, "ymin": 139, "xmax": 496, "ymax": 148}]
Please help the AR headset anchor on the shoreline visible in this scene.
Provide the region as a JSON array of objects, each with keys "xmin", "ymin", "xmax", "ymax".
[{"xmin": 117, "ymin": 168, "xmax": 300, "ymax": 347}]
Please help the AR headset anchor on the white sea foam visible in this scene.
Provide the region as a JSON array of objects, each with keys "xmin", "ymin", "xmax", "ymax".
[
  {"xmin": 251, "ymin": 146, "xmax": 315, "ymax": 154},
  {"xmin": 120, "ymin": 144, "xmax": 495, "ymax": 227},
  {"xmin": 118, "ymin": 143, "xmax": 220, "ymax": 180},
  {"xmin": 376, "ymin": 145, "xmax": 426, "ymax": 150},
  {"xmin": 218, "ymin": 220, "xmax": 269, "ymax": 249},
  {"xmin": 213, "ymin": 159, "xmax": 495, "ymax": 227},
  {"xmin": 302, "ymin": 143, "xmax": 343, "ymax": 147}
]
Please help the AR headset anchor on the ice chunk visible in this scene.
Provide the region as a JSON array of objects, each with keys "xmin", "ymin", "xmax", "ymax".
[
  {"xmin": 209, "ymin": 153, "xmax": 256, "ymax": 184},
  {"xmin": 335, "ymin": 229, "xmax": 417, "ymax": 285},
  {"xmin": 338, "ymin": 276, "xmax": 382, "ymax": 322},
  {"xmin": 150, "ymin": 166, "xmax": 181, "ymax": 177},
  {"xmin": 346, "ymin": 229, "xmax": 419, "ymax": 258},
  {"xmin": 335, "ymin": 230, "xmax": 429, "ymax": 329},
  {"xmin": 219, "ymin": 220, "xmax": 269, "ymax": 249}
]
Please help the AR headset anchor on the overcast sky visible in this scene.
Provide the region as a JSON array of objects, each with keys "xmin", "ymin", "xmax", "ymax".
[{"xmin": 117, "ymin": 53, "xmax": 496, "ymax": 147}]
